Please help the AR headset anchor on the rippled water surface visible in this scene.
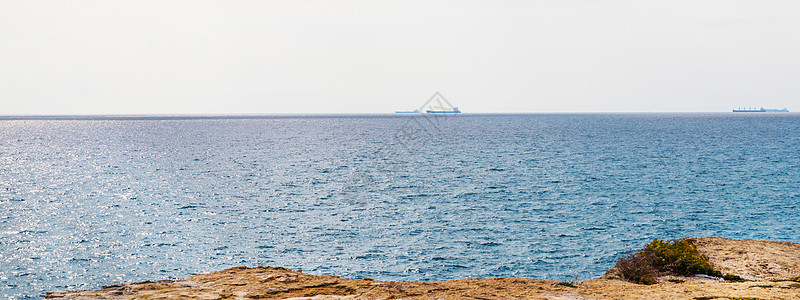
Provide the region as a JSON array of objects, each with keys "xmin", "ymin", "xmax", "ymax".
[{"xmin": 2, "ymin": 114, "xmax": 800, "ymax": 298}]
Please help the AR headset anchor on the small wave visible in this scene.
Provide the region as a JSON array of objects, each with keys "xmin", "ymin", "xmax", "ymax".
[
  {"xmin": 444, "ymin": 264, "xmax": 468, "ymax": 269},
  {"xmin": 399, "ymin": 193, "xmax": 431, "ymax": 199},
  {"xmin": 582, "ymin": 227, "xmax": 607, "ymax": 231},
  {"xmin": 178, "ymin": 205, "xmax": 204, "ymax": 209},
  {"xmin": 480, "ymin": 242, "xmax": 503, "ymax": 247}
]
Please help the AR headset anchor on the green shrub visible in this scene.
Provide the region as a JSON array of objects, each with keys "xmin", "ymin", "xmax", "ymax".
[
  {"xmin": 723, "ymin": 274, "xmax": 745, "ymax": 282},
  {"xmin": 641, "ymin": 239, "xmax": 721, "ymax": 277},
  {"xmin": 556, "ymin": 281, "xmax": 577, "ymax": 288},
  {"xmin": 616, "ymin": 238, "xmax": 724, "ymax": 284}
]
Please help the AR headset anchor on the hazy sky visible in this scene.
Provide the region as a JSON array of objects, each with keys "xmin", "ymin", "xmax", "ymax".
[{"xmin": 2, "ymin": 1, "xmax": 799, "ymax": 114}]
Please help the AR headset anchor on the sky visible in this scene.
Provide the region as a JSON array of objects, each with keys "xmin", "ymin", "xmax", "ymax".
[{"xmin": 1, "ymin": 0, "xmax": 799, "ymax": 114}]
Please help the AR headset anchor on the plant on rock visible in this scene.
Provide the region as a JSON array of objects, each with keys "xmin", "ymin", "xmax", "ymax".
[{"xmin": 615, "ymin": 238, "xmax": 723, "ymax": 284}]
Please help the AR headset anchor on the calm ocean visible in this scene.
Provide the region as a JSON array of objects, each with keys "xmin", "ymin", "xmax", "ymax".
[{"xmin": 2, "ymin": 113, "xmax": 799, "ymax": 298}]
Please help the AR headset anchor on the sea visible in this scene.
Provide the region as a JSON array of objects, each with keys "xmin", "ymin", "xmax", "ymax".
[{"xmin": 1, "ymin": 113, "xmax": 799, "ymax": 298}]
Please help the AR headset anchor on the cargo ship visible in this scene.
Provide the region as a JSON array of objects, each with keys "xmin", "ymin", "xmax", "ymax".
[
  {"xmin": 733, "ymin": 107, "xmax": 789, "ymax": 112},
  {"xmin": 425, "ymin": 107, "xmax": 461, "ymax": 114},
  {"xmin": 765, "ymin": 108, "xmax": 790, "ymax": 112},
  {"xmin": 395, "ymin": 109, "xmax": 419, "ymax": 114}
]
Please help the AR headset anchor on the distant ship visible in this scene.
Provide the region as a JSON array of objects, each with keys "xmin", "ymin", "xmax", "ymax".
[
  {"xmin": 395, "ymin": 109, "xmax": 419, "ymax": 114},
  {"xmin": 426, "ymin": 107, "xmax": 461, "ymax": 114},
  {"xmin": 765, "ymin": 108, "xmax": 790, "ymax": 112},
  {"xmin": 733, "ymin": 107, "xmax": 789, "ymax": 112}
]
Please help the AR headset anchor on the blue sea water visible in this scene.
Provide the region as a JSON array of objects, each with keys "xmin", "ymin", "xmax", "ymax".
[{"xmin": 1, "ymin": 113, "xmax": 799, "ymax": 298}]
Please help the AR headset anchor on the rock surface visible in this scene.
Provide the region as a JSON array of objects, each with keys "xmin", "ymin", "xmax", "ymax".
[
  {"xmin": 47, "ymin": 237, "xmax": 800, "ymax": 299},
  {"xmin": 688, "ymin": 236, "xmax": 800, "ymax": 282}
]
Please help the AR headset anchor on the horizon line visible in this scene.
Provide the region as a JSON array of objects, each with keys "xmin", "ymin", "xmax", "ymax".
[{"xmin": 0, "ymin": 111, "xmax": 795, "ymax": 120}]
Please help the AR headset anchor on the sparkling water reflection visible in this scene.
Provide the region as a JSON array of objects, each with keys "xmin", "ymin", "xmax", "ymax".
[{"xmin": 1, "ymin": 114, "xmax": 799, "ymax": 298}]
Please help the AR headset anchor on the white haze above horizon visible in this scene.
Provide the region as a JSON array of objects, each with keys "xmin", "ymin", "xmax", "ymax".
[{"xmin": 1, "ymin": 0, "xmax": 799, "ymax": 114}]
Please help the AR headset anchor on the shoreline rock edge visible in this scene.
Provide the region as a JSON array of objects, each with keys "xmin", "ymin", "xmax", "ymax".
[{"xmin": 46, "ymin": 237, "xmax": 800, "ymax": 299}]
